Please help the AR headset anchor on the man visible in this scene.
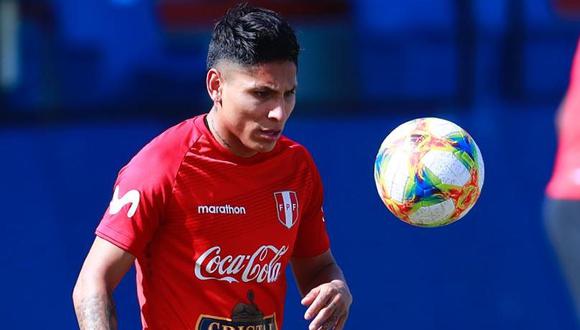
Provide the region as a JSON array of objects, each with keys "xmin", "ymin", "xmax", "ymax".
[
  {"xmin": 545, "ymin": 37, "xmax": 580, "ymax": 324},
  {"xmin": 72, "ymin": 4, "xmax": 352, "ymax": 330}
]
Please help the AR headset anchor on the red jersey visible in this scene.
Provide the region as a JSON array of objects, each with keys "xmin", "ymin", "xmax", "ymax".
[
  {"xmin": 96, "ymin": 114, "xmax": 330, "ymax": 330},
  {"xmin": 546, "ymin": 38, "xmax": 580, "ymax": 199}
]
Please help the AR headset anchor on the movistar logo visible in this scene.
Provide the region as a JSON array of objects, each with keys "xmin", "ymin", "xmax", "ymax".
[
  {"xmin": 109, "ymin": 186, "xmax": 140, "ymax": 218},
  {"xmin": 197, "ymin": 204, "xmax": 247, "ymax": 215}
]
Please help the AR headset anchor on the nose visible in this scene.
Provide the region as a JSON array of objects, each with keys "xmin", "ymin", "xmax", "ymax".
[{"xmin": 268, "ymin": 103, "xmax": 285, "ymax": 122}]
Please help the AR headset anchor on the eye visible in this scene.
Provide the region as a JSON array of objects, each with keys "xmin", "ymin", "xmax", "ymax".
[
  {"xmin": 284, "ymin": 89, "xmax": 296, "ymax": 98},
  {"xmin": 253, "ymin": 90, "xmax": 270, "ymax": 99}
]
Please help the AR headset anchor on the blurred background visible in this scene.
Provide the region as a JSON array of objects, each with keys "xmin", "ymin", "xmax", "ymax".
[{"xmin": 2, "ymin": 0, "xmax": 580, "ymax": 329}]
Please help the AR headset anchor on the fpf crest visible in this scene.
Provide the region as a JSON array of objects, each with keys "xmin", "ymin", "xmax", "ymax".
[{"xmin": 273, "ymin": 191, "xmax": 299, "ymax": 229}]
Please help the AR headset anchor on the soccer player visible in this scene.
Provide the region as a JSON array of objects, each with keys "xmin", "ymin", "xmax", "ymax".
[
  {"xmin": 72, "ymin": 4, "xmax": 352, "ymax": 330},
  {"xmin": 545, "ymin": 37, "xmax": 580, "ymax": 324}
]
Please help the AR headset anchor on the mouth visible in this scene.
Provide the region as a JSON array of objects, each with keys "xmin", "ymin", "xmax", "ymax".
[{"xmin": 258, "ymin": 128, "xmax": 282, "ymax": 141}]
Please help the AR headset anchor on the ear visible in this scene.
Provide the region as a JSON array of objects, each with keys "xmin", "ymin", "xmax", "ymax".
[{"xmin": 206, "ymin": 68, "xmax": 222, "ymax": 104}]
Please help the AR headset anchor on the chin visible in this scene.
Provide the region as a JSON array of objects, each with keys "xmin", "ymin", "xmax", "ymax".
[{"xmin": 252, "ymin": 141, "xmax": 277, "ymax": 153}]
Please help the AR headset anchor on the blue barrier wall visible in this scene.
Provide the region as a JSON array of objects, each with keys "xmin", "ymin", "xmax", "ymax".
[{"xmin": 1, "ymin": 108, "xmax": 577, "ymax": 329}]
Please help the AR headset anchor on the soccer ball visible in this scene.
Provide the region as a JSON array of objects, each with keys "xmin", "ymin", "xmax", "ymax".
[{"xmin": 374, "ymin": 117, "xmax": 484, "ymax": 227}]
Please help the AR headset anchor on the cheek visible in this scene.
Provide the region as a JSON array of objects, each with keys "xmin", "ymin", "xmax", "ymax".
[
  {"xmin": 225, "ymin": 90, "xmax": 251, "ymax": 110},
  {"xmin": 284, "ymin": 99, "xmax": 296, "ymax": 119},
  {"xmin": 222, "ymin": 93, "xmax": 255, "ymax": 122},
  {"xmin": 231, "ymin": 102, "xmax": 264, "ymax": 134},
  {"xmin": 231, "ymin": 93, "xmax": 263, "ymax": 117}
]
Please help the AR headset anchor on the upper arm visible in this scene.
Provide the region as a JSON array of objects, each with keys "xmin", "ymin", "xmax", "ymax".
[{"xmin": 76, "ymin": 237, "xmax": 135, "ymax": 293}]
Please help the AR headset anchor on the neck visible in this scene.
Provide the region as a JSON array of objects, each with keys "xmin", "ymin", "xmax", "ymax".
[
  {"xmin": 207, "ymin": 107, "xmax": 256, "ymax": 158},
  {"xmin": 207, "ymin": 108, "xmax": 232, "ymax": 150}
]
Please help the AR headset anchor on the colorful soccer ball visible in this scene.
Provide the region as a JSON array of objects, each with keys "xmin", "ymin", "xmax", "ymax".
[{"xmin": 374, "ymin": 117, "xmax": 484, "ymax": 227}]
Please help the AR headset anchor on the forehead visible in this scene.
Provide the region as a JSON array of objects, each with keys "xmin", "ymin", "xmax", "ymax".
[{"xmin": 220, "ymin": 61, "xmax": 297, "ymax": 89}]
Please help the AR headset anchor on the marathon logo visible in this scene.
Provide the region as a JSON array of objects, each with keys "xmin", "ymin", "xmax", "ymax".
[{"xmin": 197, "ymin": 204, "xmax": 247, "ymax": 215}]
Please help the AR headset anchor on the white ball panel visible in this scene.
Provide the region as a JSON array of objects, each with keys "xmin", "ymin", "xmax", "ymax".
[
  {"xmin": 409, "ymin": 199, "xmax": 455, "ymax": 225},
  {"xmin": 422, "ymin": 150, "xmax": 470, "ymax": 186},
  {"xmin": 380, "ymin": 121, "xmax": 417, "ymax": 152},
  {"xmin": 382, "ymin": 150, "xmax": 411, "ymax": 203},
  {"xmin": 425, "ymin": 118, "xmax": 462, "ymax": 138}
]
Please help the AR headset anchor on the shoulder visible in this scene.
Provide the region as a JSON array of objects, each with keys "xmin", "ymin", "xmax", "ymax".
[
  {"xmin": 276, "ymin": 135, "xmax": 320, "ymax": 176},
  {"xmin": 141, "ymin": 117, "xmax": 199, "ymax": 154},
  {"xmin": 118, "ymin": 117, "xmax": 202, "ymax": 187},
  {"xmin": 276, "ymin": 136, "xmax": 314, "ymax": 161}
]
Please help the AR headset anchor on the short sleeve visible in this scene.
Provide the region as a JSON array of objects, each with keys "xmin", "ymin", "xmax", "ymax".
[
  {"xmin": 95, "ymin": 119, "xmax": 196, "ymax": 258},
  {"xmin": 96, "ymin": 162, "xmax": 168, "ymax": 258},
  {"xmin": 292, "ymin": 150, "xmax": 330, "ymax": 258}
]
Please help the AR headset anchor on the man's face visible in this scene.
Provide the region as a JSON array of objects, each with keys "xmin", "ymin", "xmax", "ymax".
[{"xmin": 213, "ymin": 61, "xmax": 297, "ymax": 157}]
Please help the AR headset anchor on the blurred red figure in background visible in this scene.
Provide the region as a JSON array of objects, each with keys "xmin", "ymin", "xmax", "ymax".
[{"xmin": 545, "ymin": 37, "xmax": 580, "ymax": 324}]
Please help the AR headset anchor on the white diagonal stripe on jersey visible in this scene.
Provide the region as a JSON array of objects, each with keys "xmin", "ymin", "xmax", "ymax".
[{"xmin": 282, "ymin": 191, "xmax": 293, "ymax": 228}]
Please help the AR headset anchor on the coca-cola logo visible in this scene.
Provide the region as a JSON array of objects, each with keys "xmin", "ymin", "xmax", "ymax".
[{"xmin": 194, "ymin": 245, "xmax": 288, "ymax": 283}]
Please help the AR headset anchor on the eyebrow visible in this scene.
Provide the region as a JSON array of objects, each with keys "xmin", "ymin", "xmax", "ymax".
[{"xmin": 251, "ymin": 84, "xmax": 297, "ymax": 92}]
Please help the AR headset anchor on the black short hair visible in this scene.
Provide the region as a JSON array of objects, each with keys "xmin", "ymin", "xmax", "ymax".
[{"xmin": 207, "ymin": 3, "xmax": 300, "ymax": 70}]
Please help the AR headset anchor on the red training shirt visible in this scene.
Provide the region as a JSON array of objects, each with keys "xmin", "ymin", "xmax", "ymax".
[{"xmin": 96, "ymin": 114, "xmax": 330, "ymax": 329}]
